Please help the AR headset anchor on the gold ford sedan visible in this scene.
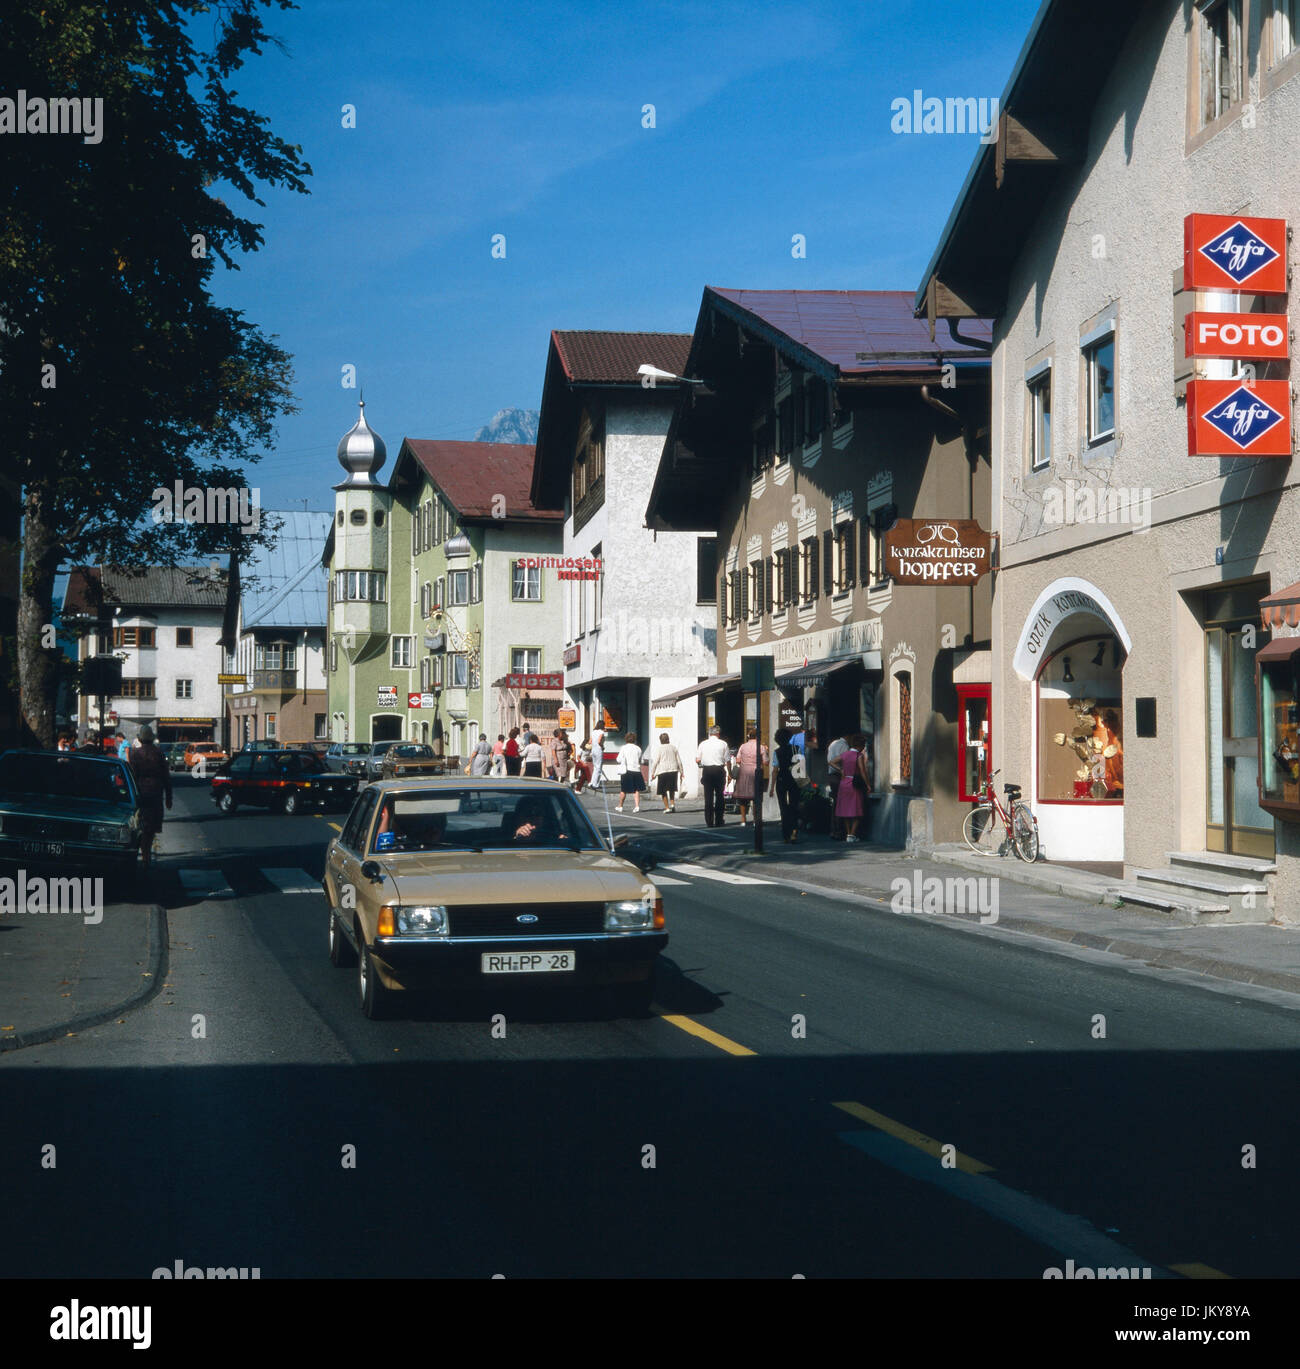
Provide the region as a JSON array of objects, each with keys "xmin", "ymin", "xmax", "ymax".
[{"xmin": 324, "ymin": 778, "xmax": 667, "ymax": 1019}]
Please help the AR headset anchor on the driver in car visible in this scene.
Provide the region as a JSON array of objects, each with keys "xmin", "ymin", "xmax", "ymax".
[
  {"xmin": 509, "ymin": 795, "xmax": 572, "ymax": 845},
  {"xmin": 375, "ymin": 800, "xmax": 448, "ymax": 851}
]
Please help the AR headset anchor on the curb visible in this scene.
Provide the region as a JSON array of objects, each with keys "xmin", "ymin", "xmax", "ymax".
[
  {"xmin": 640, "ymin": 840, "xmax": 1300, "ymax": 1000},
  {"xmin": 0, "ymin": 904, "xmax": 170, "ymax": 1053}
]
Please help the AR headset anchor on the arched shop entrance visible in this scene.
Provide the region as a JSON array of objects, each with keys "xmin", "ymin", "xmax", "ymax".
[{"xmin": 1014, "ymin": 579, "xmax": 1132, "ymax": 862}]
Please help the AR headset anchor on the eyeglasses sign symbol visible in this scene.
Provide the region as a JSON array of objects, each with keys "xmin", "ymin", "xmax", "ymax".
[{"xmin": 884, "ymin": 518, "xmax": 994, "ymax": 584}]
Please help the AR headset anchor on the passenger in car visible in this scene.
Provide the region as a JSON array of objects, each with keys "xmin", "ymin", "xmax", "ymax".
[{"xmin": 508, "ymin": 796, "xmax": 570, "ymax": 845}]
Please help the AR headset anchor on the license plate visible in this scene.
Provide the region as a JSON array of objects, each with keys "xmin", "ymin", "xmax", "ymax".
[
  {"xmin": 21, "ymin": 839, "xmax": 64, "ymax": 857},
  {"xmin": 481, "ymin": 951, "xmax": 575, "ymax": 974}
]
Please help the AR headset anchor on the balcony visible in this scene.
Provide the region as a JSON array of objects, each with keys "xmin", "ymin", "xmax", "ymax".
[{"xmin": 251, "ymin": 669, "xmax": 297, "ymax": 693}]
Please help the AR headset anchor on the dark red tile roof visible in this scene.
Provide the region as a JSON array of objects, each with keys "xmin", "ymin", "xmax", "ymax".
[
  {"xmin": 551, "ymin": 330, "xmax": 692, "ymax": 385},
  {"xmin": 709, "ymin": 288, "xmax": 991, "ymax": 373},
  {"xmin": 400, "ymin": 440, "xmax": 562, "ymax": 520}
]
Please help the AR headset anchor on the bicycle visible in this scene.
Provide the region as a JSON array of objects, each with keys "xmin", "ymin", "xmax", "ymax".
[{"xmin": 962, "ymin": 768, "xmax": 1040, "ymax": 861}]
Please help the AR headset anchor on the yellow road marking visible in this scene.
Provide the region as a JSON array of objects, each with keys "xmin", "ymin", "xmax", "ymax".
[
  {"xmin": 1169, "ymin": 1263, "xmax": 1232, "ymax": 1279},
  {"xmin": 833, "ymin": 1100, "xmax": 994, "ymax": 1174},
  {"xmin": 328, "ymin": 822, "xmax": 342, "ymax": 832},
  {"xmin": 660, "ymin": 1014, "xmax": 756, "ymax": 1057}
]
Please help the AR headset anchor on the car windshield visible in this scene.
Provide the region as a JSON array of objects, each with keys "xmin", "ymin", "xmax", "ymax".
[
  {"xmin": 0, "ymin": 753, "xmax": 133, "ymax": 804},
  {"xmin": 391, "ymin": 745, "xmax": 430, "ymax": 758},
  {"xmin": 368, "ymin": 787, "xmax": 601, "ymax": 853},
  {"xmin": 372, "ymin": 742, "xmax": 398, "ymax": 755},
  {"xmin": 340, "ymin": 743, "xmax": 369, "ymax": 755}
]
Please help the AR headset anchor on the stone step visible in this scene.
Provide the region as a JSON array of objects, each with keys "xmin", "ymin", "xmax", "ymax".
[
  {"xmin": 1130, "ymin": 866, "xmax": 1270, "ymax": 923},
  {"xmin": 1103, "ymin": 882, "xmax": 1231, "ymax": 925},
  {"xmin": 1165, "ymin": 849, "xmax": 1277, "ymax": 877}
]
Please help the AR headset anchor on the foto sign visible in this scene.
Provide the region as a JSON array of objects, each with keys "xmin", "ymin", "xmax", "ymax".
[
  {"xmin": 1184, "ymin": 214, "xmax": 1288, "ymax": 292},
  {"xmin": 1185, "ymin": 312, "xmax": 1289, "ymax": 359},
  {"xmin": 1187, "ymin": 379, "xmax": 1292, "ymax": 456},
  {"xmin": 885, "ymin": 519, "xmax": 993, "ymax": 583}
]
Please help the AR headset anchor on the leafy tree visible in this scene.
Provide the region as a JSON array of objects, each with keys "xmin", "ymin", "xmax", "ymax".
[{"xmin": 0, "ymin": 1, "xmax": 310, "ymax": 746}]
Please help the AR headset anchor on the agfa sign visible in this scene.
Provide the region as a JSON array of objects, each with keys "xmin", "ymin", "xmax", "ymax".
[
  {"xmin": 1184, "ymin": 214, "xmax": 1287, "ymax": 292},
  {"xmin": 1188, "ymin": 379, "xmax": 1292, "ymax": 456}
]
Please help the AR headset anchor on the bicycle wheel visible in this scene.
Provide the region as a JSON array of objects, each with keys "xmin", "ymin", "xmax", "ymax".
[
  {"xmin": 962, "ymin": 803, "xmax": 1004, "ymax": 855},
  {"xmin": 1011, "ymin": 801, "xmax": 1040, "ymax": 862}
]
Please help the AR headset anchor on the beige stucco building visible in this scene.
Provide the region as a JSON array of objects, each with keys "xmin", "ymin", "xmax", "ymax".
[{"xmin": 919, "ymin": 0, "xmax": 1300, "ymax": 918}]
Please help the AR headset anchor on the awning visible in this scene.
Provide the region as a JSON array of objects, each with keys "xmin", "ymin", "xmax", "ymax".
[
  {"xmin": 650, "ymin": 673, "xmax": 740, "ymax": 708},
  {"xmin": 1260, "ymin": 582, "xmax": 1300, "ymax": 631},
  {"xmin": 1255, "ymin": 635, "xmax": 1300, "ymax": 662},
  {"xmin": 777, "ymin": 656, "xmax": 868, "ymax": 689}
]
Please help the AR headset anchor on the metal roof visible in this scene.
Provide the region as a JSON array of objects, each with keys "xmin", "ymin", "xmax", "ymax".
[
  {"xmin": 240, "ymin": 510, "xmax": 332, "ymax": 631},
  {"xmin": 709, "ymin": 288, "xmax": 992, "ymax": 373}
]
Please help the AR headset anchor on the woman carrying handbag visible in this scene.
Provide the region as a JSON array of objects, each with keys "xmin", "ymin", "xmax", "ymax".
[{"xmin": 834, "ymin": 732, "xmax": 872, "ymax": 843}]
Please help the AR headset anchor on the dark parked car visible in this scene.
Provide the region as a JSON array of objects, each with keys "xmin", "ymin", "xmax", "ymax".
[
  {"xmin": 325, "ymin": 741, "xmax": 372, "ymax": 776},
  {"xmin": 212, "ymin": 749, "xmax": 358, "ymax": 815},
  {"xmin": 364, "ymin": 740, "xmax": 402, "ymax": 781},
  {"xmin": 0, "ymin": 749, "xmax": 141, "ymax": 878}
]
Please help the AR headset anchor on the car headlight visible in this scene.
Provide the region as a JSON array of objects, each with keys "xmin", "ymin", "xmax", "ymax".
[
  {"xmin": 395, "ymin": 904, "xmax": 449, "ymax": 935},
  {"xmin": 89, "ymin": 823, "xmax": 131, "ymax": 846},
  {"xmin": 604, "ymin": 898, "xmax": 662, "ymax": 932}
]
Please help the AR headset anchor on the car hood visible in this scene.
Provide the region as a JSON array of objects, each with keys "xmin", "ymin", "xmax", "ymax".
[
  {"xmin": 372, "ymin": 849, "xmax": 655, "ymax": 903},
  {"xmin": 0, "ymin": 794, "xmax": 137, "ymax": 821}
]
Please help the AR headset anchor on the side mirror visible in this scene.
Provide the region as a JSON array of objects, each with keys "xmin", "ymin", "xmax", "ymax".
[
  {"xmin": 612, "ymin": 833, "xmax": 630, "ymax": 850},
  {"xmin": 360, "ymin": 860, "xmax": 384, "ymax": 882}
]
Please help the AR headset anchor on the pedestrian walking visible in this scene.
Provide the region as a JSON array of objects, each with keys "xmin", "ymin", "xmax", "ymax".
[
  {"xmin": 469, "ymin": 735, "xmax": 493, "ymax": 776},
  {"xmin": 733, "ymin": 726, "xmax": 768, "ymax": 827},
  {"xmin": 650, "ymin": 732, "xmax": 682, "ymax": 812},
  {"xmin": 769, "ymin": 727, "xmax": 802, "ymax": 842},
  {"xmin": 573, "ymin": 738, "xmax": 593, "ymax": 792},
  {"xmin": 128, "ymin": 725, "xmax": 172, "ymax": 872},
  {"xmin": 489, "ymin": 748, "xmax": 507, "ymax": 777},
  {"xmin": 492, "ymin": 734, "xmax": 506, "ymax": 759},
  {"xmin": 521, "ymin": 730, "xmax": 545, "ymax": 778},
  {"xmin": 615, "ymin": 732, "xmax": 645, "ymax": 813},
  {"xmin": 552, "ymin": 729, "xmax": 572, "ymax": 784},
  {"xmin": 826, "ymin": 729, "xmax": 851, "ymax": 839},
  {"xmin": 590, "ymin": 725, "xmax": 607, "ymax": 790},
  {"xmin": 834, "ymin": 732, "xmax": 872, "ymax": 843},
  {"xmin": 115, "ymin": 731, "xmax": 130, "ymax": 761},
  {"xmin": 695, "ymin": 726, "xmax": 731, "ymax": 828},
  {"xmin": 504, "ymin": 727, "xmax": 522, "ymax": 776}
]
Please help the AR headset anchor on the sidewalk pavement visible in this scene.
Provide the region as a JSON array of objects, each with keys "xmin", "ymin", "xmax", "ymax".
[
  {"xmin": 0, "ymin": 884, "xmax": 166, "ymax": 1052},
  {"xmin": 576, "ymin": 786, "xmax": 1300, "ymax": 999}
]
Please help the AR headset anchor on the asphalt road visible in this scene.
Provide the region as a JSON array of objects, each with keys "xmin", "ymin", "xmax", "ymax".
[{"xmin": 2, "ymin": 776, "xmax": 1298, "ymax": 1279}]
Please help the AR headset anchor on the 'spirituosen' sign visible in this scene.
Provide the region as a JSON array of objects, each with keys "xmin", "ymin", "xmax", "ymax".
[{"xmin": 885, "ymin": 519, "xmax": 993, "ymax": 584}]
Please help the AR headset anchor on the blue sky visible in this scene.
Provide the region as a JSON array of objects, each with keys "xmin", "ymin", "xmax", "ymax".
[{"xmin": 211, "ymin": 0, "xmax": 1041, "ymax": 511}]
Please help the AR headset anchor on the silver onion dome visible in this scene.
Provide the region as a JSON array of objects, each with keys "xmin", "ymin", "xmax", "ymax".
[
  {"xmin": 444, "ymin": 531, "xmax": 471, "ymax": 559},
  {"xmin": 335, "ymin": 398, "xmax": 387, "ymax": 487}
]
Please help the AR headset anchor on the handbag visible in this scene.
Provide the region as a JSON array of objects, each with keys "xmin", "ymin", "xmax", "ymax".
[{"xmin": 851, "ymin": 751, "xmax": 869, "ymax": 795}]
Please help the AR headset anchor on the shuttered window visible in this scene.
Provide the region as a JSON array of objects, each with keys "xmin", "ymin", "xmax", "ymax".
[{"xmin": 823, "ymin": 531, "xmax": 834, "ymax": 595}]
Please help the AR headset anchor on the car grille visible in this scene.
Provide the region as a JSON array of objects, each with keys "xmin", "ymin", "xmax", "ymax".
[
  {"xmin": 446, "ymin": 903, "xmax": 606, "ymax": 937},
  {"xmin": 4, "ymin": 815, "xmax": 92, "ymax": 840}
]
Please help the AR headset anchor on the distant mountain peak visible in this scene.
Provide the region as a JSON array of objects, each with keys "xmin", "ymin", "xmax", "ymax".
[{"xmin": 475, "ymin": 408, "xmax": 539, "ymax": 444}]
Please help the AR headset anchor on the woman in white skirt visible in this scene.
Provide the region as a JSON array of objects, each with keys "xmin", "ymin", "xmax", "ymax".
[
  {"xmin": 615, "ymin": 732, "xmax": 645, "ymax": 813},
  {"xmin": 650, "ymin": 732, "xmax": 682, "ymax": 813}
]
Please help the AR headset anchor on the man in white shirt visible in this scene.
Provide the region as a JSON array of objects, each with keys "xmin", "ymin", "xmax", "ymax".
[
  {"xmin": 695, "ymin": 726, "xmax": 732, "ymax": 828},
  {"xmin": 826, "ymin": 731, "xmax": 851, "ymax": 839},
  {"xmin": 590, "ymin": 726, "xmax": 606, "ymax": 790}
]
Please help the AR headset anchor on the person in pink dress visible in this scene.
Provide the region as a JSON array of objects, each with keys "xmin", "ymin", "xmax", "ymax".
[
  {"xmin": 834, "ymin": 731, "xmax": 872, "ymax": 843},
  {"xmin": 733, "ymin": 726, "xmax": 769, "ymax": 827}
]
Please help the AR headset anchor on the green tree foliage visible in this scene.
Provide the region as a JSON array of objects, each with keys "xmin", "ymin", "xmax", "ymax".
[{"xmin": 0, "ymin": 1, "xmax": 311, "ymax": 745}]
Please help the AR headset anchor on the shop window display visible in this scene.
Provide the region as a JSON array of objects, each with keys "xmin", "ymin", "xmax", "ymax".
[
  {"xmin": 1037, "ymin": 636, "xmax": 1125, "ymax": 802},
  {"xmin": 1259, "ymin": 645, "xmax": 1300, "ymax": 812}
]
